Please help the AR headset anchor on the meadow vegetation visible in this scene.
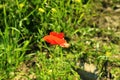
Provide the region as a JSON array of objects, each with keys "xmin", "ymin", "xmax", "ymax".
[{"xmin": 0, "ymin": 0, "xmax": 120, "ymax": 80}]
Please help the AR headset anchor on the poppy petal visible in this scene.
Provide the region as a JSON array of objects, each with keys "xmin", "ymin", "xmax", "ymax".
[
  {"xmin": 43, "ymin": 35, "xmax": 66, "ymax": 45},
  {"xmin": 50, "ymin": 32, "xmax": 64, "ymax": 39},
  {"xmin": 43, "ymin": 35, "xmax": 56, "ymax": 44},
  {"xmin": 43, "ymin": 32, "xmax": 70, "ymax": 48}
]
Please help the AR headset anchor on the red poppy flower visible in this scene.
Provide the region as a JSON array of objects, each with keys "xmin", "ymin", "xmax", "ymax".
[{"xmin": 43, "ymin": 32, "xmax": 70, "ymax": 48}]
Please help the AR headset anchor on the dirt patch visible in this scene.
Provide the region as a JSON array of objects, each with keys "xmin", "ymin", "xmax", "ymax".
[
  {"xmin": 92, "ymin": 0, "xmax": 120, "ymax": 30},
  {"xmin": 12, "ymin": 62, "xmax": 36, "ymax": 80}
]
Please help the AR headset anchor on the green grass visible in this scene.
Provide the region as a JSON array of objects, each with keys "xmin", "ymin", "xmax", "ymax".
[{"xmin": 0, "ymin": 0, "xmax": 120, "ymax": 80}]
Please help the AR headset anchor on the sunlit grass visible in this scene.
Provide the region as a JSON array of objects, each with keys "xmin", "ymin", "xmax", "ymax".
[{"xmin": 0, "ymin": 0, "xmax": 120, "ymax": 80}]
